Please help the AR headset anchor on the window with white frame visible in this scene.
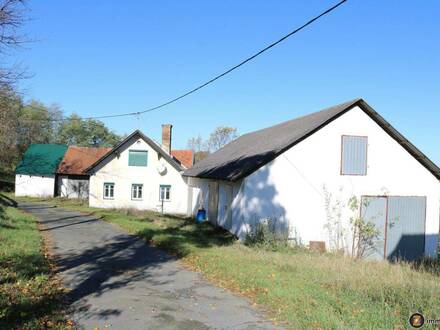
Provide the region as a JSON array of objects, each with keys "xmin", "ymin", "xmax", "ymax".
[
  {"xmin": 159, "ymin": 185, "xmax": 171, "ymax": 201},
  {"xmin": 132, "ymin": 184, "xmax": 143, "ymax": 200},
  {"xmin": 103, "ymin": 182, "xmax": 114, "ymax": 199},
  {"xmin": 341, "ymin": 135, "xmax": 368, "ymax": 175}
]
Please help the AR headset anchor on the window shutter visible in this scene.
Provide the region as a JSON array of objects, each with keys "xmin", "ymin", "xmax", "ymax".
[
  {"xmin": 341, "ymin": 136, "xmax": 368, "ymax": 175},
  {"xmin": 129, "ymin": 150, "xmax": 148, "ymax": 166}
]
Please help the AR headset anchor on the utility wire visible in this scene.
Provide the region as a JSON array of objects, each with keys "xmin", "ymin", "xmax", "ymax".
[{"xmin": 26, "ymin": 0, "xmax": 348, "ymax": 122}]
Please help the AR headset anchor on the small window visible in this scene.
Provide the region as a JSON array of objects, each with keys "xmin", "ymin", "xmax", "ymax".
[
  {"xmin": 132, "ymin": 184, "xmax": 143, "ymax": 200},
  {"xmin": 129, "ymin": 150, "xmax": 148, "ymax": 166},
  {"xmin": 103, "ymin": 182, "xmax": 115, "ymax": 199},
  {"xmin": 159, "ymin": 185, "xmax": 171, "ymax": 201},
  {"xmin": 341, "ymin": 135, "xmax": 368, "ymax": 175}
]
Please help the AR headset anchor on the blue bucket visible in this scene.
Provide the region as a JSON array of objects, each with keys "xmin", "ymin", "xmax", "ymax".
[{"xmin": 196, "ymin": 209, "xmax": 206, "ymax": 222}]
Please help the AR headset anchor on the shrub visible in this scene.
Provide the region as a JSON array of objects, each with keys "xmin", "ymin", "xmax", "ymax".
[{"xmin": 244, "ymin": 217, "xmax": 290, "ymax": 250}]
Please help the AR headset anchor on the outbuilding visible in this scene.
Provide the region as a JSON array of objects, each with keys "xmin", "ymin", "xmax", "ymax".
[
  {"xmin": 56, "ymin": 146, "xmax": 111, "ymax": 199},
  {"xmin": 15, "ymin": 144, "xmax": 68, "ymax": 197},
  {"xmin": 184, "ymin": 99, "xmax": 440, "ymax": 261}
]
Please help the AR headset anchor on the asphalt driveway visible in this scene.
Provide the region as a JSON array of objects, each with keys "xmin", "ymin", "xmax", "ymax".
[{"xmin": 19, "ymin": 202, "xmax": 279, "ymax": 330}]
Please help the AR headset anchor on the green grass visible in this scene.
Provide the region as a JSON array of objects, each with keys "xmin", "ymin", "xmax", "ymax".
[
  {"xmin": 0, "ymin": 197, "xmax": 69, "ymax": 330},
  {"xmin": 9, "ymin": 194, "xmax": 440, "ymax": 329}
]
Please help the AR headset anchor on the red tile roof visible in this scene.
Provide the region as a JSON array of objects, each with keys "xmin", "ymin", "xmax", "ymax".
[
  {"xmin": 57, "ymin": 146, "xmax": 112, "ymax": 175},
  {"xmin": 171, "ymin": 150, "xmax": 194, "ymax": 169}
]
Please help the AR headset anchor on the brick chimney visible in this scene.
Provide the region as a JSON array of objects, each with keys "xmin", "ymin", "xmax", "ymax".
[{"xmin": 161, "ymin": 124, "xmax": 173, "ymax": 154}]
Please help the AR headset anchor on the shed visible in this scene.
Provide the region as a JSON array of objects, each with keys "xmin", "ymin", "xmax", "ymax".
[
  {"xmin": 56, "ymin": 146, "xmax": 112, "ymax": 199},
  {"xmin": 15, "ymin": 144, "xmax": 68, "ymax": 197}
]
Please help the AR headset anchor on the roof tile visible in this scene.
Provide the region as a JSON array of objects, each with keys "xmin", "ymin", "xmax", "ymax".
[
  {"xmin": 171, "ymin": 150, "xmax": 194, "ymax": 168},
  {"xmin": 57, "ymin": 146, "xmax": 112, "ymax": 175}
]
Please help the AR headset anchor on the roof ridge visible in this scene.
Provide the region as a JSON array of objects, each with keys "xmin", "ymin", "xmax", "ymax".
[
  {"xmin": 184, "ymin": 98, "xmax": 439, "ymax": 182},
  {"xmin": 85, "ymin": 130, "xmax": 184, "ymax": 173},
  {"xmin": 238, "ymin": 98, "xmax": 363, "ymax": 139}
]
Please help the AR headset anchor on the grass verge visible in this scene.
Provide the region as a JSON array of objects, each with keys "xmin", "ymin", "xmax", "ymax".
[
  {"xmin": 10, "ymin": 194, "xmax": 440, "ymax": 329},
  {"xmin": 0, "ymin": 197, "xmax": 69, "ymax": 329}
]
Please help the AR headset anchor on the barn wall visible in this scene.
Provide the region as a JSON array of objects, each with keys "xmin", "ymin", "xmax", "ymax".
[
  {"xmin": 232, "ymin": 106, "xmax": 439, "ymax": 257},
  {"xmin": 15, "ymin": 174, "xmax": 55, "ymax": 197},
  {"xmin": 88, "ymin": 136, "xmax": 188, "ymax": 214}
]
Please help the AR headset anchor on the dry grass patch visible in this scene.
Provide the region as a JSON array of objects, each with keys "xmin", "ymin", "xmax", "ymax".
[
  {"xmin": 0, "ymin": 199, "xmax": 70, "ymax": 330},
  {"xmin": 9, "ymin": 194, "xmax": 440, "ymax": 329}
]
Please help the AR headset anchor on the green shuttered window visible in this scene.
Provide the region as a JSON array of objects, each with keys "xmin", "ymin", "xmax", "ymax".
[{"xmin": 129, "ymin": 150, "xmax": 148, "ymax": 166}]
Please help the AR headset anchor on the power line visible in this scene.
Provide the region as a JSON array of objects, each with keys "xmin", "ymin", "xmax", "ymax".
[{"xmin": 27, "ymin": 0, "xmax": 348, "ymax": 122}]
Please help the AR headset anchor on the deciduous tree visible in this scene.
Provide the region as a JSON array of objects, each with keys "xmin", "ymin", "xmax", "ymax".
[
  {"xmin": 207, "ymin": 126, "xmax": 238, "ymax": 152},
  {"xmin": 187, "ymin": 126, "xmax": 238, "ymax": 163},
  {"xmin": 55, "ymin": 114, "xmax": 120, "ymax": 147}
]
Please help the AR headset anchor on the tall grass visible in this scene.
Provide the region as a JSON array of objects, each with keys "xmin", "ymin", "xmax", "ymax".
[
  {"xmin": 0, "ymin": 202, "xmax": 69, "ymax": 329},
  {"xmin": 9, "ymin": 194, "xmax": 440, "ymax": 329}
]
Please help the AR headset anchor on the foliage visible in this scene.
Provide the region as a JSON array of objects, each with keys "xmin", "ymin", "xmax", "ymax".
[
  {"xmin": 0, "ymin": 0, "xmax": 28, "ymax": 89},
  {"xmin": 323, "ymin": 186, "xmax": 347, "ymax": 252},
  {"xmin": 206, "ymin": 126, "xmax": 238, "ymax": 152},
  {"xmin": 187, "ymin": 126, "xmax": 238, "ymax": 163},
  {"xmin": 323, "ymin": 187, "xmax": 380, "ymax": 258},
  {"xmin": 0, "ymin": 0, "xmax": 121, "ymax": 176},
  {"xmin": 0, "ymin": 87, "xmax": 21, "ymax": 172},
  {"xmin": 0, "ymin": 200, "xmax": 69, "ymax": 329},
  {"xmin": 9, "ymin": 193, "xmax": 440, "ymax": 329},
  {"xmin": 55, "ymin": 113, "xmax": 121, "ymax": 147},
  {"xmin": 348, "ymin": 196, "xmax": 380, "ymax": 259},
  {"xmin": 187, "ymin": 134, "xmax": 209, "ymax": 163},
  {"xmin": 0, "ymin": 94, "xmax": 122, "ymax": 177},
  {"xmin": 244, "ymin": 217, "xmax": 290, "ymax": 250},
  {"xmin": 17, "ymin": 100, "xmax": 63, "ymax": 155}
]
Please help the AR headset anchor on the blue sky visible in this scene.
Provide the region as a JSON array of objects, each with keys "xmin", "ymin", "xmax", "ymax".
[{"xmin": 18, "ymin": 1, "xmax": 440, "ymax": 164}]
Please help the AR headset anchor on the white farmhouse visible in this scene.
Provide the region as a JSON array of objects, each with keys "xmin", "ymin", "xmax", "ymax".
[
  {"xmin": 184, "ymin": 99, "xmax": 440, "ymax": 260},
  {"xmin": 86, "ymin": 126, "xmax": 193, "ymax": 215}
]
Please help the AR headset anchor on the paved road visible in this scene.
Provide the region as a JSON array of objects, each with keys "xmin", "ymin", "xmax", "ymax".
[{"xmin": 19, "ymin": 202, "xmax": 280, "ymax": 330}]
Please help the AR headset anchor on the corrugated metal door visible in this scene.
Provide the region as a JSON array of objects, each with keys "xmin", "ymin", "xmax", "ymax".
[
  {"xmin": 361, "ymin": 195, "xmax": 426, "ymax": 261},
  {"xmin": 386, "ymin": 197, "xmax": 426, "ymax": 260},
  {"xmin": 360, "ymin": 196, "xmax": 387, "ymax": 260}
]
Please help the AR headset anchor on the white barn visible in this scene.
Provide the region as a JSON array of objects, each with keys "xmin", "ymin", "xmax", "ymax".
[
  {"xmin": 15, "ymin": 144, "xmax": 68, "ymax": 198},
  {"xmin": 86, "ymin": 127, "xmax": 193, "ymax": 215},
  {"xmin": 184, "ymin": 99, "xmax": 440, "ymax": 260}
]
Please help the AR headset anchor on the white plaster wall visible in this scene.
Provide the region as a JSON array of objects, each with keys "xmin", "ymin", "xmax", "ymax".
[
  {"xmin": 187, "ymin": 177, "xmax": 242, "ymax": 228},
  {"xmin": 88, "ymin": 136, "xmax": 189, "ymax": 214},
  {"xmin": 58, "ymin": 176, "xmax": 89, "ymax": 199},
  {"xmin": 187, "ymin": 177, "xmax": 210, "ymax": 215},
  {"xmin": 15, "ymin": 174, "xmax": 55, "ymax": 197},
  {"xmin": 232, "ymin": 106, "xmax": 439, "ymax": 257}
]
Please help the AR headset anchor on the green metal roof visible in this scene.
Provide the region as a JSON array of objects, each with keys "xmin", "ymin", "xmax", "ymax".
[{"xmin": 15, "ymin": 144, "xmax": 68, "ymax": 175}]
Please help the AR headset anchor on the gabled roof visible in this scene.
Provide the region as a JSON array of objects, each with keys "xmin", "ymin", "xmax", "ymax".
[
  {"xmin": 183, "ymin": 99, "xmax": 440, "ymax": 182},
  {"xmin": 16, "ymin": 144, "xmax": 68, "ymax": 176},
  {"xmin": 85, "ymin": 130, "xmax": 184, "ymax": 173},
  {"xmin": 171, "ymin": 150, "xmax": 194, "ymax": 169},
  {"xmin": 57, "ymin": 146, "xmax": 112, "ymax": 175}
]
